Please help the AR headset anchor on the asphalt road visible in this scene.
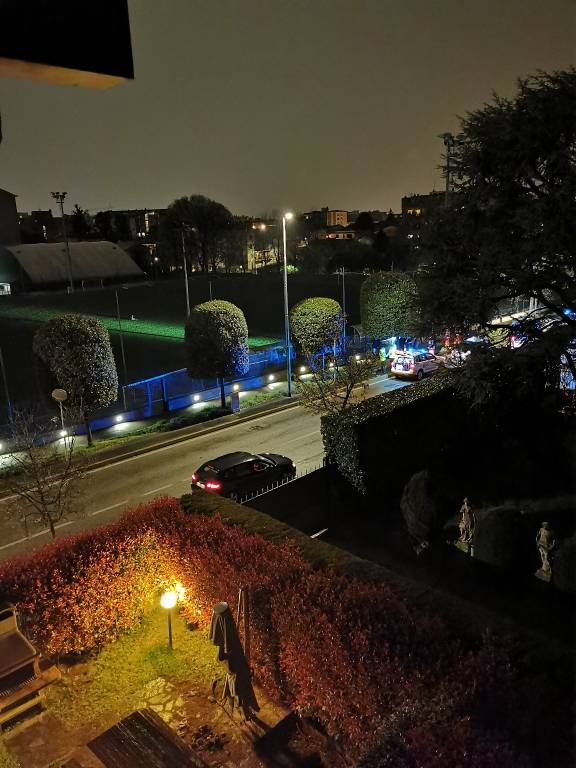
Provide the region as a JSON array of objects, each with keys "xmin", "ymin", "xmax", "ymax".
[{"xmin": 0, "ymin": 375, "xmax": 408, "ymax": 560}]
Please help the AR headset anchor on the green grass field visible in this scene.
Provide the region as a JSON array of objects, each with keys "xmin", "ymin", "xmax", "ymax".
[{"xmin": 0, "ymin": 304, "xmax": 278, "ymax": 348}]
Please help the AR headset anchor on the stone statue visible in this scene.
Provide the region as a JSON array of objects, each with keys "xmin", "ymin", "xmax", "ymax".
[
  {"xmin": 535, "ymin": 522, "xmax": 555, "ymax": 582},
  {"xmin": 455, "ymin": 497, "xmax": 475, "ymax": 553}
]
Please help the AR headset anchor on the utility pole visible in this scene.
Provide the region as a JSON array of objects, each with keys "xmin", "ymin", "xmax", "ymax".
[
  {"xmin": 438, "ymin": 133, "xmax": 456, "ymax": 208},
  {"xmin": 51, "ymin": 191, "xmax": 74, "ymax": 292},
  {"xmin": 282, "ymin": 213, "xmax": 294, "ymax": 396},
  {"xmin": 115, "ymin": 290, "xmax": 128, "ymax": 410},
  {"xmin": 181, "ymin": 227, "xmax": 191, "ymax": 318}
]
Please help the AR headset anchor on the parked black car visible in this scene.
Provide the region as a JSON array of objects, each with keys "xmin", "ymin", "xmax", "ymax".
[{"xmin": 191, "ymin": 451, "xmax": 296, "ymax": 501}]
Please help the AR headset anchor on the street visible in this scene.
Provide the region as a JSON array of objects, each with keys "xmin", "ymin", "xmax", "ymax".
[{"xmin": 0, "ymin": 375, "xmax": 408, "ymax": 560}]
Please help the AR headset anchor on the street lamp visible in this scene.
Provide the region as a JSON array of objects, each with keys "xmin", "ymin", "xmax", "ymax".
[
  {"xmin": 51, "ymin": 192, "xmax": 74, "ymax": 293},
  {"xmin": 114, "ymin": 289, "xmax": 129, "ymax": 410},
  {"xmin": 51, "ymin": 388, "xmax": 68, "ymax": 449},
  {"xmin": 282, "ymin": 212, "xmax": 294, "ymax": 396},
  {"xmin": 160, "ymin": 590, "xmax": 178, "ymax": 649}
]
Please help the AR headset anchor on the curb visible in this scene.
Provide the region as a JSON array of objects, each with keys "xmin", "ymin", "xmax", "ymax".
[{"xmin": 80, "ymin": 395, "xmax": 304, "ymax": 472}]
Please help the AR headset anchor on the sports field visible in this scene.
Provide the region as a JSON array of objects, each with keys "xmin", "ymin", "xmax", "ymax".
[{"xmin": 0, "ymin": 304, "xmax": 278, "ymax": 348}]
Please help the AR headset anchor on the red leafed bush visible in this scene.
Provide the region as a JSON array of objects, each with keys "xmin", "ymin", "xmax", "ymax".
[{"xmin": 0, "ymin": 496, "xmax": 567, "ymax": 766}]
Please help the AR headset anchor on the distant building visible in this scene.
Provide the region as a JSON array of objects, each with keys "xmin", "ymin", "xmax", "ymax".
[
  {"xmin": 326, "ymin": 210, "xmax": 348, "ymax": 227},
  {"xmin": 0, "ymin": 241, "xmax": 142, "ymax": 292},
  {"xmin": 246, "ymin": 218, "xmax": 279, "ymax": 271},
  {"xmin": 0, "ymin": 188, "xmax": 20, "ymax": 245},
  {"xmin": 318, "ymin": 225, "xmax": 355, "ymax": 241},
  {"xmin": 401, "ymin": 192, "xmax": 445, "ymax": 219}
]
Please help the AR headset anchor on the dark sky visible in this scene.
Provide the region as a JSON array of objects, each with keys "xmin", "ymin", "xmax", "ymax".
[{"xmin": 1, "ymin": 0, "xmax": 573, "ymax": 217}]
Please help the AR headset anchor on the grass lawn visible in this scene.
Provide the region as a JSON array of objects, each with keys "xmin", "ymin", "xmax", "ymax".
[
  {"xmin": 46, "ymin": 608, "xmax": 220, "ymax": 731},
  {"xmin": 0, "ymin": 304, "xmax": 277, "ymax": 348}
]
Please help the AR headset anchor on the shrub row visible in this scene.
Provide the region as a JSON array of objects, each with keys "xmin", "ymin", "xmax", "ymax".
[{"xmin": 0, "ymin": 496, "xmax": 569, "ymax": 765}]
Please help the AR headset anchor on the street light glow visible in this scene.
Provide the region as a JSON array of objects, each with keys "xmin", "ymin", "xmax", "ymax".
[
  {"xmin": 284, "ymin": 212, "xmax": 294, "ymax": 221},
  {"xmin": 115, "ymin": 414, "xmax": 124, "ymax": 423},
  {"xmin": 268, "ymin": 374, "xmax": 275, "ymax": 382},
  {"xmin": 160, "ymin": 591, "xmax": 178, "ymax": 610},
  {"xmin": 60, "ymin": 430, "xmax": 67, "ymax": 438},
  {"xmin": 193, "ymin": 394, "xmax": 201, "ymax": 402},
  {"xmin": 233, "ymin": 383, "xmax": 240, "ymax": 392}
]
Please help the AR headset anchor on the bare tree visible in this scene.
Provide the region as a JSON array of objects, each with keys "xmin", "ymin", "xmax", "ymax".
[
  {"xmin": 297, "ymin": 354, "xmax": 378, "ymax": 458},
  {"xmin": 6, "ymin": 411, "xmax": 87, "ymax": 539}
]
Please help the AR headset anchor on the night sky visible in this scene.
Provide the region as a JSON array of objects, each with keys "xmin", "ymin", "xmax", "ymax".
[{"xmin": 0, "ymin": 0, "xmax": 573, "ymax": 216}]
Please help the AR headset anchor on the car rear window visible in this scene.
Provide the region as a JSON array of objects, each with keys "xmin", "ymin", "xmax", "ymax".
[{"xmin": 199, "ymin": 464, "xmax": 219, "ymax": 475}]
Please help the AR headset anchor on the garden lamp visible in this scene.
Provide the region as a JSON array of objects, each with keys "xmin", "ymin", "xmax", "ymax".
[{"xmin": 160, "ymin": 590, "xmax": 178, "ymax": 649}]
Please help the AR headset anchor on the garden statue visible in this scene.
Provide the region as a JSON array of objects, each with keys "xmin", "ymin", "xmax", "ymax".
[
  {"xmin": 455, "ymin": 497, "xmax": 475, "ymax": 553},
  {"xmin": 535, "ymin": 522, "xmax": 555, "ymax": 582}
]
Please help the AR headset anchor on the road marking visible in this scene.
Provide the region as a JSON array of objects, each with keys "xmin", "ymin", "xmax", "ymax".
[
  {"xmin": 275, "ymin": 430, "xmax": 319, "ymax": 447},
  {"xmin": 140, "ymin": 484, "xmax": 173, "ymax": 497},
  {"xmin": 89, "ymin": 500, "xmax": 128, "ymax": 517},
  {"xmin": 0, "ymin": 519, "xmax": 74, "ymax": 550}
]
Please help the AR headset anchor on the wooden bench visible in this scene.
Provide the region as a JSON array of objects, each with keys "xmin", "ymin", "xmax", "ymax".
[{"xmin": 88, "ymin": 708, "xmax": 209, "ymax": 767}]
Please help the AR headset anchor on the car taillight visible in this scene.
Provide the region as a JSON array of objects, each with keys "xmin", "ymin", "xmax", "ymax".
[
  {"xmin": 206, "ymin": 481, "xmax": 222, "ymax": 491},
  {"xmin": 191, "ymin": 473, "xmax": 197, "ymax": 482}
]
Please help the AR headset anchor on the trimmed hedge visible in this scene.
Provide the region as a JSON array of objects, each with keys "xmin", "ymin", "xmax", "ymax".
[
  {"xmin": 0, "ymin": 495, "xmax": 569, "ymax": 765},
  {"xmin": 321, "ymin": 372, "xmax": 454, "ymax": 493}
]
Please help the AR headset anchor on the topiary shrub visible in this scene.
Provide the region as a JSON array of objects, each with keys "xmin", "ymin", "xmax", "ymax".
[
  {"xmin": 289, "ymin": 297, "xmax": 342, "ymax": 358},
  {"xmin": 185, "ymin": 300, "xmax": 249, "ymax": 408},
  {"xmin": 401, "ymin": 470, "xmax": 443, "ymax": 545},
  {"xmin": 473, "ymin": 506, "xmax": 533, "ymax": 572},
  {"xmin": 553, "ymin": 535, "xmax": 576, "ymax": 593},
  {"xmin": 360, "ymin": 271, "xmax": 418, "ymax": 338},
  {"xmin": 33, "ymin": 314, "xmax": 118, "ymax": 445}
]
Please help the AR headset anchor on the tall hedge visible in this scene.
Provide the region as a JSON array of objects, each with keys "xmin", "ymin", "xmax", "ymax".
[
  {"xmin": 321, "ymin": 373, "xmax": 454, "ymax": 494},
  {"xmin": 185, "ymin": 300, "xmax": 249, "ymax": 406},
  {"xmin": 360, "ymin": 271, "xmax": 418, "ymax": 338},
  {"xmin": 33, "ymin": 314, "xmax": 118, "ymax": 444},
  {"xmin": 289, "ymin": 297, "xmax": 342, "ymax": 357},
  {"xmin": 0, "ymin": 495, "xmax": 545, "ymax": 766}
]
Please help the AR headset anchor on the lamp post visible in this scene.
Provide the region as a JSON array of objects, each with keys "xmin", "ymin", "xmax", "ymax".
[
  {"xmin": 160, "ymin": 590, "xmax": 178, "ymax": 649},
  {"xmin": 51, "ymin": 388, "xmax": 68, "ymax": 450},
  {"xmin": 114, "ymin": 290, "xmax": 129, "ymax": 410},
  {"xmin": 51, "ymin": 191, "xmax": 74, "ymax": 293},
  {"xmin": 282, "ymin": 212, "xmax": 293, "ymax": 396}
]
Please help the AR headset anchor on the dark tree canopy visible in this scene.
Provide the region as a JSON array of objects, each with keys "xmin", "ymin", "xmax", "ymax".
[
  {"xmin": 185, "ymin": 300, "xmax": 249, "ymax": 381},
  {"xmin": 417, "ymin": 69, "xmax": 576, "ymax": 373},
  {"xmin": 353, "ymin": 211, "xmax": 375, "ymax": 233},
  {"xmin": 70, "ymin": 204, "xmax": 90, "ymax": 240},
  {"xmin": 165, "ymin": 195, "xmax": 234, "ymax": 273},
  {"xmin": 290, "ymin": 297, "xmax": 342, "ymax": 357},
  {"xmin": 360, "ymin": 272, "xmax": 419, "ymax": 338}
]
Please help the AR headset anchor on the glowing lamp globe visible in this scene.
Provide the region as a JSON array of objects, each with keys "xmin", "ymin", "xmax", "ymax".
[{"xmin": 161, "ymin": 591, "xmax": 177, "ymax": 610}]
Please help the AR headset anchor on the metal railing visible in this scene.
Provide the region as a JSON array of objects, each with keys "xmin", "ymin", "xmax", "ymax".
[{"xmin": 238, "ymin": 463, "xmax": 323, "ymax": 505}]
